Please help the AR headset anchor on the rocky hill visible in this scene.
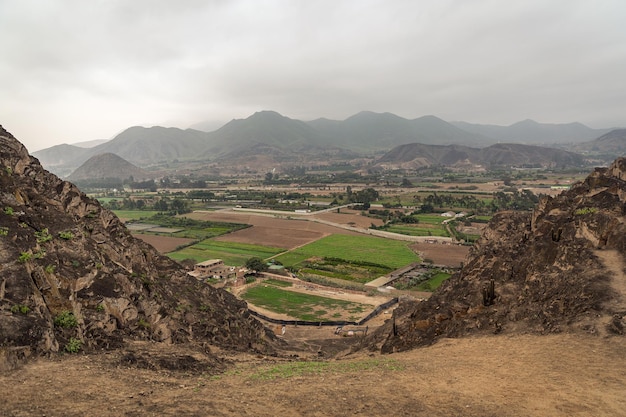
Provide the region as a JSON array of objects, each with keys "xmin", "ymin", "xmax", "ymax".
[
  {"xmin": 67, "ymin": 153, "xmax": 153, "ymax": 182},
  {"xmin": 366, "ymin": 158, "xmax": 626, "ymax": 353},
  {"xmin": 571, "ymin": 128, "xmax": 626, "ymax": 164},
  {"xmin": 0, "ymin": 126, "xmax": 278, "ymax": 366}
]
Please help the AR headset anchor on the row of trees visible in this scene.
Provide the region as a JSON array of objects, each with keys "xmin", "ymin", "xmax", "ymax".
[
  {"xmin": 102, "ymin": 197, "xmax": 190, "ymax": 214},
  {"xmin": 416, "ymin": 190, "xmax": 539, "ymax": 214}
]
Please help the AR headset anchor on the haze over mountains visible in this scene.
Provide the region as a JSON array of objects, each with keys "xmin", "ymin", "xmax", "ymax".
[{"xmin": 32, "ymin": 110, "xmax": 623, "ymax": 178}]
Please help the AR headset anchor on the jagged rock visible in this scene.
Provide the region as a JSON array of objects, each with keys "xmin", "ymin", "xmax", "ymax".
[
  {"xmin": 0, "ymin": 126, "xmax": 278, "ymax": 365},
  {"xmin": 366, "ymin": 158, "xmax": 626, "ymax": 353}
]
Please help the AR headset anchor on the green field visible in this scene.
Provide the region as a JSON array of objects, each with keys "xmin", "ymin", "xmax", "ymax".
[
  {"xmin": 417, "ymin": 271, "xmax": 452, "ymax": 291},
  {"xmin": 384, "ymin": 224, "xmax": 450, "ymax": 237},
  {"xmin": 168, "ymin": 240, "xmax": 285, "ymax": 265},
  {"xmin": 241, "ymin": 285, "xmax": 369, "ymax": 322},
  {"xmin": 414, "ymin": 214, "xmax": 448, "ymax": 224},
  {"xmin": 274, "ymin": 234, "xmax": 420, "ymax": 270},
  {"xmin": 113, "ymin": 210, "xmax": 161, "ymax": 220}
]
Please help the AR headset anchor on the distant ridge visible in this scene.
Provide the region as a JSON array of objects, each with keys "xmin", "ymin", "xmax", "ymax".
[
  {"xmin": 32, "ymin": 111, "xmax": 616, "ymax": 174},
  {"xmin": 451, "ymin": 119, "xmax": 610, "ymax": 144},
  {"xmin": 375, "ymin": 142, "xmax": 584, "ymax": 170}
]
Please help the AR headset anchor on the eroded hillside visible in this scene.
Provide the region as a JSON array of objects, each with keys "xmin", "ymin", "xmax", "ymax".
[
  {"xmin": 367, "ymin": 159, "xmax": 626, "ymax": 353},
  {"xmin": 0, "ymin": 126, "xmax": 278, "ymax": 366}
]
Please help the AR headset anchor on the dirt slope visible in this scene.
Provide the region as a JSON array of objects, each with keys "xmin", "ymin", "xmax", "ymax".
[{"xmin": 1, "ymin": 332, "xmax": 625, "ymax": 417}]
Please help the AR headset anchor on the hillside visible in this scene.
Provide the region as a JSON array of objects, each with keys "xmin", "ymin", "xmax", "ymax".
[
  {"xmin": 365, "ymin": 157, "xmax": 626, "ymax": 353},
  {"xmin": 452, "ymin": 119, "xmax": 610, "ymax": 144},
  {"xmin": 307, "ymin": 111, "xmax": 491, "ymax": 150},
  {"xmin": 375, "ymin": 142, "xmax": 584, "ymax": 170},
  {"xmin": 572, "ymin": 129, "xmax": 626, "ymax": 163},
  {"xmin": 0, "ymin": 126, "xmax": 278, "ymax": 367},
  {"xmin": 67, "ymin": 153, "xmax": 153, "ymax": 182},
  {"xmin": 33, "ymin": 111, "xmax": 611, "ymax": 175}
]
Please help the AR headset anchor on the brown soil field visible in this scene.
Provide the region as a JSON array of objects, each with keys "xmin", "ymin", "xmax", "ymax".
[
  {"xmin": 132, "ymin": 233, "xmax": 195, "ymax": 253},
  {"xmin": 410, "ymin": 242, "xmax": 471, "ymax": 268},
  {"xmin": 187, "ymin": 210, "xmax": 364, "ymax": 249},
  {"xmin": 313, "ymin": 209, "xmax": 385, "ymax": 228},
  {"xmin": 2, "ymin": 332, "xmax": 625, "ymax": 416}
]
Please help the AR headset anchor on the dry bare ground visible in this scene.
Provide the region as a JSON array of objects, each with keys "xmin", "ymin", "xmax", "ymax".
[
  {"xmin": 2, "ymin": 331, "xmax": 625, "ymax": 417},
  {"xmin": 131, "ymin": 234, "xmax": 195, "ymax": 253},
  {"xmin": 410, "ymin": 242, "xmax": 471, "ymax": 268}
]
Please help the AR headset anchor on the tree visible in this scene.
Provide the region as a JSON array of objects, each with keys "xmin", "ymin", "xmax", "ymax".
[{"xmin": 245, "ymin": 257, "xmax": 268, "ymax": 273}]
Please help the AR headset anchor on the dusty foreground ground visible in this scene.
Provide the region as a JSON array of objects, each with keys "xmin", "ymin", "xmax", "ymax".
[{"xmin": 2, "ymin": 331, "xmax": 625, "ymax": 417}]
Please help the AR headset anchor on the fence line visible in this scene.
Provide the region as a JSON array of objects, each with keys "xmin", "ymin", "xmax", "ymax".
[{"xmin": 248, "ymin": 297, "xmax": 398, "ymax": 327}]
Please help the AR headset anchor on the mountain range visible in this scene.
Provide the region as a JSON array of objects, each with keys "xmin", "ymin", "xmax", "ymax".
[{"xmin": 31, "ymin": 111, "xmax": 622, "ymax": 178}]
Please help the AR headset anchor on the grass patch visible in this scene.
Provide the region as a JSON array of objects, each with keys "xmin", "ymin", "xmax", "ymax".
[
  {"xmin": 249, "ymin": 358, "xmax": 404, "ymax": 380},
  {"xmin": 113, "ymin": 210, "xmax": 161, "ymax": 220},
  {"xmin": 264, "ymin": 279, "xmax": 293, "ymax": 287},
  {"xmin": 240, "ymin": 285, "xmax": 369, "ymax": 322},
  {"xmin": 383, "ymin": 224, "xmax": 450, "ymax": 237},
  {"xmin": 417, "ymin": 272, "xmax": 452, "ymax": 291}
]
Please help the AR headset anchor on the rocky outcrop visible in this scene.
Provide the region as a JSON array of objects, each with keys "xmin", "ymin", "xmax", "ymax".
[
  {"xmin": 367, "ymin": 158, "xmax": 626, "ymax": 353},
  {"xmin": 0, "ymin": 126, "xmax": 278, "ymax": 363}
]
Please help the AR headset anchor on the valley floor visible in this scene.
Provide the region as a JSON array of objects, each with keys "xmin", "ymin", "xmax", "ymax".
[{"xmin": 2, "ymin": 331, "xmax": 625, "ymax": 417}]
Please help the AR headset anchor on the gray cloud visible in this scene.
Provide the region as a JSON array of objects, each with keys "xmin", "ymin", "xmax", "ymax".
[{"xmin": 1, "ymin": 0, "xmax": 625, "ymax": 151}]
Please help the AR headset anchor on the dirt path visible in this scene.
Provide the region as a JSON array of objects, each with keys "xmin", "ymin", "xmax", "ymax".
[
  {"xmin": 595, "ymin": 249, "xmax": 626, "ymax": 311},
  {"xmin": 2, "ymin": 332, "xmax": 625, "ymax": 416}
]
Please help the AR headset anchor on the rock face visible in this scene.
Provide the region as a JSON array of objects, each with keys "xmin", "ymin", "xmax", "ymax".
[
  {"xmin": 0, "ymin": 126, "xmax": 276, "ymax": 360},
  {"xmin": 369, "ymin": 159, "xmax": 626, "ymax": 353}
]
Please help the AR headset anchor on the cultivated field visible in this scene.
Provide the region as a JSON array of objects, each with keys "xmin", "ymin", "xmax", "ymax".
[
  {"xmin": 187, "ymin": 210, "xmax": 364, "ymax": 249},
  {"xmin": 168, "ymin": 241, "xmax": 284, "ymax": 265},
  {"xmin": 132, "ymin": 234, "xmax": 195, "ymax": 253},
  {"xmin": 410, "ymin": 242, "xmax": 471, "ymax": 268},
  {"xmin": 274, "ymin": 234, "xmax": 420, "ymax": 270}
]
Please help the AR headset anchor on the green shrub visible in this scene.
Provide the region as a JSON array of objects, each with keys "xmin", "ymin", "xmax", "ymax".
[
  {"xmin": 10, "ymin": 304, "xmax": 30, "ymax": 314},
  {"xmin": 137, "ymin": 318, "xmax": 150, "ymax": 329},
  {"xmin": 54, "ymin": 311, "xmax": 78, "ymax": 328},
  {"xmin": 35, "ymin": 228, "xmax": 52, "ymax": 243},
  {"xmin": 0, "ymin": 227, "xmax": 8, "ymax": 236},
  {"xmin": 65, "ymin": 337, "xmax": 82, "ymax": 353},
  {"xmin": 44, "ymin": 264, "xmax": 56, "ymax": 274},
  {"xmin": 4, "ymin": 206, "xmax": 14, "ymax": 216},
  {"xmin": 18, "ymin": 252, "xmax": 32, "ymax": 263},
  {"xmin": 58, "ymin": 231, "xmax": 75, "ymax": 240},
  {"xmin": 574, "ymin": 207, "xmax": 598, "ymax": 215}
]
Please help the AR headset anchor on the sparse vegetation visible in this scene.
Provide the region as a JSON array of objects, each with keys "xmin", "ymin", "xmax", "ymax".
[
  {"xmin": 18, "ymin": 251, "xmax": 32, "ymax": 263},
  {"xmin": 574, "ymin": 207, "xmax": 598, "ymax": 215},
  {"xmin": 4, "ymin": 206, "xmax": 14, "ymax": 215},
  {"xmin": 58, "ymin": 230, "xmax": 75, "ymax": 240},
  {"xmin": 54, "ymin": 311, "xmax": 78, "ymax": 328},
  {"xmin": 64, "ymin": 337, "xmax": 82, "ymax": 353},
  {"xmin": 35, "ymin": 228, "xmax": 52, "ymax": 243},
  {"xmin": 250, "ymin": 358, "xmax": 403, "ymax": 380},
  {"xmin": 10, "ymin": 304, "xmax": 30, "ymax": 314}
]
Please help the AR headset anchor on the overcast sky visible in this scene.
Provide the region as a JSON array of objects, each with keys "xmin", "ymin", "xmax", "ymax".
[{"xmin": 2, "ymin": 0, "xmax": 625, "ymax": 152}]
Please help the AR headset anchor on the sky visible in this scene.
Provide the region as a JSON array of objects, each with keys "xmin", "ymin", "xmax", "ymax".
[{"xmin": 1, "ymin": 0, "xmax": 625, "ymax": 152}]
